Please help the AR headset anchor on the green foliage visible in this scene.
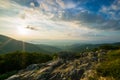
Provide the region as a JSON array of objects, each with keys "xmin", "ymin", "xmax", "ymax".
[
  {"xmin": 0, "ymin": 71, "xmax": 17, "ymax": 80},
  {"xmin": 0, "ymin": 51, "xmax": 53, "ymax": 74},
  {"xmin": 52, "ymin": 53, "xmax": 58, "ymax": 60},
  {"xmin": 99, "ymin": 44, "xmax": 119, "ymax": 50},
  {"xmin": 97, "ymin": 50, "xmax": 120, "ymax": 80},
  {"xmin": 58, "ymin": 51, "xmax": 77, "ymax": 60}
]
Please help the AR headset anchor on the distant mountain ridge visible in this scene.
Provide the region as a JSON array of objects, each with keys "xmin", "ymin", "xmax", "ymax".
[
  {"xmin": 65, "ymin": 42, "xmax": 120, "ymax": 53},
  {"xmin": 0, "ymin": 34, "xmax": 120, "ymax": 54},
  {"xmin": 0, "ymin": 35, "xmax": 61, "ymax": 54}
]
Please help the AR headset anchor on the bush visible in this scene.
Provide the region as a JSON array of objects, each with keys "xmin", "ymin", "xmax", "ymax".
[
  {"xmin": 0, "ymin": 51, "xmax": 53, "ymax": 74},
  {"xmin": 58, "ymin": 51, "xmax": 76, "ymax": 60},
  {"xmin": 0, "ymin": 71, "xmax": 17, "ymax": 80},
  {"xmin": 99, "ymin": 45, "xmax": 119, "ymax": 50}
]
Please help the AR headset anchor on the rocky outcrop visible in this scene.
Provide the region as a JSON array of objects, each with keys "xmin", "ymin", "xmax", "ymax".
[{"xmin": 6, "ymin": 50, "xmax": 107, "ymax": 80}]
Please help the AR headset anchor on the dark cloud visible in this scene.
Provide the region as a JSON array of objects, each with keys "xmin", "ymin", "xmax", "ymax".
[
  {"xmin": 79, "ymin": 14, "xmax": 120, "ymax": 30},
  {"xmin": 99, "ymin": 20, "xmax": 120, "ymax": 30},
  {"xmin": 57, "ymin": 9, "xmax": 120, "ymax": 30},
  {"xmin": 26, "ymin": 25, "xmax": 39, "ymax": 31}
]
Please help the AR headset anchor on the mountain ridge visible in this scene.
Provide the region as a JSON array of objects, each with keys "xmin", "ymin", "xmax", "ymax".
[
  {"xmin": 0, "ymin": 34, "xmax": 120, "ymax": 54},
  {"xmin": 0, "ymin": 35, "xmax": 61, "ymax": 54}
]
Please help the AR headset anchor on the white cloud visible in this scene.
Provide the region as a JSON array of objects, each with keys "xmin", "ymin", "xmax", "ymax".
[
  {"xmin": 56, "ymin": 0, "xmax": 65, "ymax": 9},
  {"xmin": 0, "ymin": 0, "xmax": 120, "ymax": 41},
  {"xmin": 100, "ymin": 0, "xmax": 120, "ymax": 20}
]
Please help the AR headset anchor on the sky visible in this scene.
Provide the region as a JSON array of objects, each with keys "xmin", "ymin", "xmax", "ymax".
[{"xmin": 0, "ymin": 0, "xmax": 120, "ymax": 43}]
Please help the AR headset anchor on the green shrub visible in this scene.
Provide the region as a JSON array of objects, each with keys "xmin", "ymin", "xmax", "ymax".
[
  {"xmin": 58, "ymin": 51, "xmax": 77, "ymax": 60},
  {"xmin": 0, "ymin": 51, "xmax": 53, "ymax": 74},
  {"xmin": 99, "ymin": 45, "xmax": 119, "ymax": 50},
  {"xmin": 0, "ymin": 71, "xmax": 17, "ymax": 80}
]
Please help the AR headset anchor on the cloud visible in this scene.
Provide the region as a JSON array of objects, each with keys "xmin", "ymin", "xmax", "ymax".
[
  {"xmin": 56, "ymin": 0, "xmax": 65, "ymax": 9},
  {"xmin": 48, "ymin": 2, "xmax": 120, "ymax": 31},
  {"xmin": 26, "ymin": 25, "xmax": 39, "ymax": 31},
  {"xmin": 0, "ymin": 0, "xmax": 120, "ymax": 41},
  {"xmin": 100, "ymin": 0, "xmax": 120, "ymax": 20}
]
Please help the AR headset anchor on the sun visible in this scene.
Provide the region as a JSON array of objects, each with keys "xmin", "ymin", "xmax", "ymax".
[{"xmin": 17, "ymin": 27, "xmax": 29, "ymax": 35}]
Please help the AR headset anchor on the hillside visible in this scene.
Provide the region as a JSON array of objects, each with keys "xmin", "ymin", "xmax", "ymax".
[
  {"xmin": 65, "ymin": 44, "xmax": 99, "ymax": 52},
  {"xmin": 1, "ymin": 35, "xmax": 120, "ymax": 54},
  {"xmin": 0, "ymin": 36, "xmax": 120, "ymax": 80},
  {"xmin": 37, "ymin": 44, "xmax": 62, "ymax": 54},
  {"xmin": 57, "ymin": 43, "xmax": 120, "ymax": 53},
  {"xmin": 0, "ymin": 35, "xmax": 61, "ymax": 54},
  {"xmin": 3, "ymin": 49, "xmax": 111, "ymax": 80},
  {"xmin": 5, "ymin": 49, "xmax": 120, "ymax": 80}
]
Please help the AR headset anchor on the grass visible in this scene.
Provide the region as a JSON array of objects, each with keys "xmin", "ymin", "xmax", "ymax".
[{"xmin": 96, "ymin": 50, "xmax": 120, "ymax": 80}]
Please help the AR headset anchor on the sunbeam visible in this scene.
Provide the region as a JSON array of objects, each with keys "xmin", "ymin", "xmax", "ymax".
[
  {"xmin": 22, "ymin": 41, "xmax": 25, "ymax": 52},
  {"xmin": 0, "ymin": 39, "xmax": 12, "ymax": 49}
]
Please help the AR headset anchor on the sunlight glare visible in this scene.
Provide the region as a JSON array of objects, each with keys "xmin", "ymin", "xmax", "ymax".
[{"xmin": 17, "ymin": 27, "xmax": 29, "ymax": 35}]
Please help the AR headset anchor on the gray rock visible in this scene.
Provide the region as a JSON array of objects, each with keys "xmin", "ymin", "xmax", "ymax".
[
  {"xmin": 26, "ymin": 64, "xmax": 39, "ymax": 71},
  {"xmin": 5, "ymin": 75, "xmax": 21, "ymax": 80}
]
